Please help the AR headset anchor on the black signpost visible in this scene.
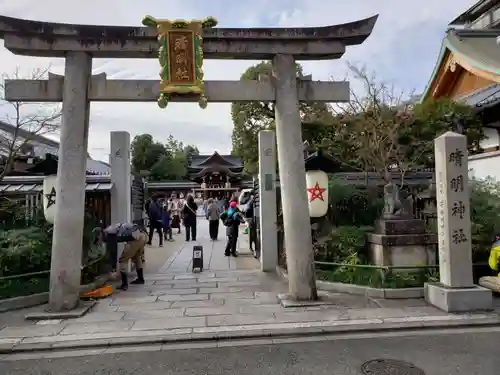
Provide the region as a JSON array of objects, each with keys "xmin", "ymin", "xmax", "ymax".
[{"xmin": 192, "ymin": 245, "xmax": 204, "ymax": 272}]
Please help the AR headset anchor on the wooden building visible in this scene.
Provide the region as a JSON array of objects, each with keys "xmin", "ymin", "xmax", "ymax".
[
  {"xmin": 423, "ymin": 0, "xmax": 500, "ymax": 180},
  {"xmin": 147, "ymin": 152, "xmax": 251, "ymax": 199}
]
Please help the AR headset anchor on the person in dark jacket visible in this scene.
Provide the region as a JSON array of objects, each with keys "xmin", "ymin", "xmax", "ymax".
[
  {"xmin": 220, "ymin": 201, "xmax": 244, "ymax": 257},
  {"xmin": 245, "ymin": 192, "xmax": 258, "ymax": 255},
  {"xmin": 94, "ymin": 222, "xmax": 148, "ymax": 291},
  {"xmin": 147, "ymin": 195, "xmax": 163, "ymax": 247},
  {"xmin": 182, "ymin": 194, "xmax": 198, "ymax": 241}
]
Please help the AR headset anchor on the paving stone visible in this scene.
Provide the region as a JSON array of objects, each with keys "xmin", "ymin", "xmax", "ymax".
[
  {"xmin": 60, "ymin": 321, "xmax": 133, "ymax": 335},
  {"xmin": 274, "ymin": 311, "xmax": 342, "ymax": 323},
  {"xmin": 110, "ymin": 296, "xmax": 158, "ymax": 305},
  {"xmin": 210, "ymin": 292, "xmax": 255, "ymax": 300},
  {"xmin": 374, "ymin": 298, "xmax": 428, "ymax": 308},
  {"xmin": 185, "ymin": 307, "xmax": 239, "ymax": 317},
  {"xmin": 158, "ymin": 294, "xmax": 208, "ymax": 302},
  {"xmin": 340, "ymin": 308, "xmax": 412, "ymax": 320},
  {"xmin": 225, "ymin": 296, "xmax": 280, "ymax": 306},
  {"xmin": 0, "ymin": 325, "xmax": 64, "ymax": 338},
  {"xmin": 173, "ymin": 275, "xmax": 198, "ymax": 280},
  {"xmin": 218, "ymin": 281, "xmax": 262, "ymax": 288},
  {"xmin": 116, "ymin": 301, "xmax": 173, "ymax": 312},
  {"xmin": 149, "ymin": 288, "xmax": 198, "ymax": 296},
  {"xmin": 122, "ymin": 309, "xmax": 185, "ymax": 320},
  {"xmin": 199, "ymin": 287, "xmax": 244, "ymax": 293},
  {"xmin": 91, "ymin": 304, "xmax": 119, "ymax": 313},
  {"xmin": 207, "ymin": 314, "xmax": 276, "ymax": 326},
  {"xmin": 171, "ymin": 300, "xmax": 224, "ymax": 308},
  {"xmin": 74, "ymin": 312, "xmax": 126, "ymax": 323},
  {"xmin": 131, "ymin": 316, "xmax": 206, "ymax": 330},
  {"xmin": 239, "ymin": 304, "xmax": 284, "ymax": 314},
  {"xmin": 200, "ymin": 277, "xmax": 240, "ymax": 283},
  {"xmin": 35, "ymin": 319, "xmax": 64, "ymax": 325},
  {"xmin": 173, "ymin": 282, "xmax": 217, "ymax": 289}
]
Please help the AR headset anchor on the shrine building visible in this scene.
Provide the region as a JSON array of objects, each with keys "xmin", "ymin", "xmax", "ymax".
[
  {"xmin": 422, "ymin": 0, "xmax": 500, "ymax": 180},
  {"xmin": 147, "ymin": 151, "xmax": 251, "ymax": 198}
]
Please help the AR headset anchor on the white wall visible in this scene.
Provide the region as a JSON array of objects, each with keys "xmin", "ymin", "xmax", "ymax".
[
  {"xmin": 469, "ymin": 128, "xmax": 500, "ymax": 181},
  {"xmin": 480, "ymin": 128, "xmax": 500, "ymax": 149},
  {"xmin": 469, "ymin": 151, "xmax": 500, "ymax": 182}
]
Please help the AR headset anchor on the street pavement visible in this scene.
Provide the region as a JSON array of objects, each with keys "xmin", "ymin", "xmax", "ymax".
[
  {"xmin": 1, "ymin": 325, "xmax": 499, "ymax": 374},
  {"xmin": 0, "ymin": 220, "xmax": 499, "ymax": 353}
]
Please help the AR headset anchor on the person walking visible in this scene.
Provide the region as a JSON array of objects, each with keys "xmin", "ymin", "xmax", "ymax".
[
  {"xmin": 220, "ymin": 201, "xmax": 244, "ymax": 257},
  {"xmin": 162, "ymin": 205, "xmax": 173, "ymax": 242},
  {"xmin": 182, "ymin": 194, "xmax": 198, "ymax": 241},
  {"xmin": 147, "ymin": 195, "xmax": 163, "ymax": 247},
  {"xmin": 94, "ymin": 222, "xmax": 148, "ymax": 291},
  {"xmin": 245, "ymin": 191, "xmax": 258, "ymax": 256},
  {"xmin": 206, "ymin": 198, "xmax": 220, "ymax": 240}
]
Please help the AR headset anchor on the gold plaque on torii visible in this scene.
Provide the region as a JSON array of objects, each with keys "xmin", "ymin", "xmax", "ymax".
[{"xmin": 142, "ymin": 16, "xmax": 218, "ymax": 109}]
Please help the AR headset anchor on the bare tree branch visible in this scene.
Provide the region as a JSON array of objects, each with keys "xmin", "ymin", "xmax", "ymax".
[{"xmin": 0, "ymin": 65, "xmax": 62, "ymax": 181}]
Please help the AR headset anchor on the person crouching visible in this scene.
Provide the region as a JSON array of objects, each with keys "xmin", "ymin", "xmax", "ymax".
[{"xmin": 94, "ymin": 222, "xmax": 148, "ymax": 291}]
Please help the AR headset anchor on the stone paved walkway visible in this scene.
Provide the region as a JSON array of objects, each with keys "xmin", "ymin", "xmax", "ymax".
[{"xmin": 0, "ymin": 221, "xmax": 499, "ymax": 352}]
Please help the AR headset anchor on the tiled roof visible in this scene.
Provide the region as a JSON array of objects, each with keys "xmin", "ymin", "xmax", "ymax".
[{"xmin": 0, "ymin": 175, "xmax": 113, "ymax": 195}]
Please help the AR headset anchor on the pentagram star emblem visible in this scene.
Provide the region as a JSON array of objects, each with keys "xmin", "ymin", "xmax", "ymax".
[
  {"xmin": 45, "ymin": 187, "xmax": 56, "ymax": 208},
  {"xmin": 307, "ymin": 182, "xmax": 326, "ymax": 202}
]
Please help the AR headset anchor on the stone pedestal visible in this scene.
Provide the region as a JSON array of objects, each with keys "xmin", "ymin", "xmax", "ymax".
[
  {"xmin": 368, "ymin": 219, "xmax": 437, "ymax": 267},
  {"xmin": 258, "ymin": 130, "xmax": 278, "ymax": 272},
  {"xmin": 425, "ymin": 131, "xmax": 492, "ymax": 312}
]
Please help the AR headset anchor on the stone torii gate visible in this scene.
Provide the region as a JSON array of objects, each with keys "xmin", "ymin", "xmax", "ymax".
[{"xmin": 0, "ymin": 14, "xmax": 377, "ymax": 313}]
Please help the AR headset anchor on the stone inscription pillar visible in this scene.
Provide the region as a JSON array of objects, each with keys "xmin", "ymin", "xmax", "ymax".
[
  {"xmin": 425, "ymin": 131, "xmax": 492, "ymax": 312},
  {"xmin": 48, "ymin": 52, "xmax": 92, "ymax": 312},
  {"xmin": 258, "ymin": 130, "xmax": 278, "ymax": 272},
  {"xmin": 272, "ymin": 54, "xmax": 317, "ymax": 300},
  {"xmin": 110, "ymin": 131, "xmax": 132, "ymax": 270}
]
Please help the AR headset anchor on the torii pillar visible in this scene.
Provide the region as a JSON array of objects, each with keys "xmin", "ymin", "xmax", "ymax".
[{"xmin": 48, "ymin": 53, "xmax": 92, "ymax": 313}]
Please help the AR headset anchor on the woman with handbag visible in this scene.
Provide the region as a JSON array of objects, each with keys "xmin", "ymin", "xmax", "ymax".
[{"xmin": 182, "ymin": 194, "xmax": 198, "ymax": 241}]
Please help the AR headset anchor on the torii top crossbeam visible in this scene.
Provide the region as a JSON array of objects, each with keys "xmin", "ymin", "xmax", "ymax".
[{"xmin": 0, "ymin": 14, "xmax": 378, "ymax": 59}]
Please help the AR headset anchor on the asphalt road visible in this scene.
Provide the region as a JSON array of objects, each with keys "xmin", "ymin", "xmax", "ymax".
[{"xmin": 1, "ymin": 327, "xmax": 499, "ymax": 375}]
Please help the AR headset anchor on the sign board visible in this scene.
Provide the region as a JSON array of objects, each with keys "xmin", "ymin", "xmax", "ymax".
[
  {"xmin": 192, "ymin": 245, "xmax": 204, "ymax": 272},
  {"xmin": 264, "ymin": 173, "xmax": 273, "ymax": 191}
]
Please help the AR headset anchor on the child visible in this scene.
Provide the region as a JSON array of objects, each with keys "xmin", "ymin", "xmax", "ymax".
[{"xmin": 162, "ymin": 206, "xmax": 174, "ymax": 242}]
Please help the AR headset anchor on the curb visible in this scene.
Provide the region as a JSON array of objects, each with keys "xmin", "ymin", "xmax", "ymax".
[
  {"xmin": 3, "ymin": 315, "xmax": 500, "ymax": 354},
  {"xmin": 276, "ymin": 267, "xmax": 424, "ymax": 299}
]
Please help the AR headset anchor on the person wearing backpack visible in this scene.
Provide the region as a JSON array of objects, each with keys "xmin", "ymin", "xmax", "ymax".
[
  {"xmin": 94, "ymin": 222, "xmax": 148, "ymax": 291},
  {"xmin": 220, "ymin": 201, "xmax": 243, "ymax": 257}
]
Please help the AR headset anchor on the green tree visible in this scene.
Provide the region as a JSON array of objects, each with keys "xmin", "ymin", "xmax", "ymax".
[
  {"xmin": 231, "ymin": 61, "xmax": 333, "ymax": 174},
  {"xmin": 131, "ymin": 134, "xmax": 167, "ymax": 175},
  {"xmin": 131, "ymin": 133, "xmax": 200, "ymax": 181}
]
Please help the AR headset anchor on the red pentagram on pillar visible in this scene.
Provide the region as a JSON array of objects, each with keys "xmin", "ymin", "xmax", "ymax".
[{"xmin": 307, "ymin": 182, "xmax": 326, "ymax": 202}]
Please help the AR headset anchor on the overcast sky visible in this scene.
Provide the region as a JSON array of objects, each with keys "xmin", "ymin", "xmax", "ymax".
[{"xmin": 0, "ymin": 0, "xmax": 477, "ymax": 161}]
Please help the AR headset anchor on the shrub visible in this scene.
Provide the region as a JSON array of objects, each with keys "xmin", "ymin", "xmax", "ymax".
[
  {"xmin": 328, "ymin": 178, "xmax": 383, "ymax": 227},
  {"xmin": 0, "ymin": 227, "xmax": 52, "ymax": 276},
  {"xmin": 315, "ymin": 225, "xmax": 372, "ymax": 263},
  {"xmin": 470, "ymin": 178, "xmax": 500, "ymax": 263}
]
